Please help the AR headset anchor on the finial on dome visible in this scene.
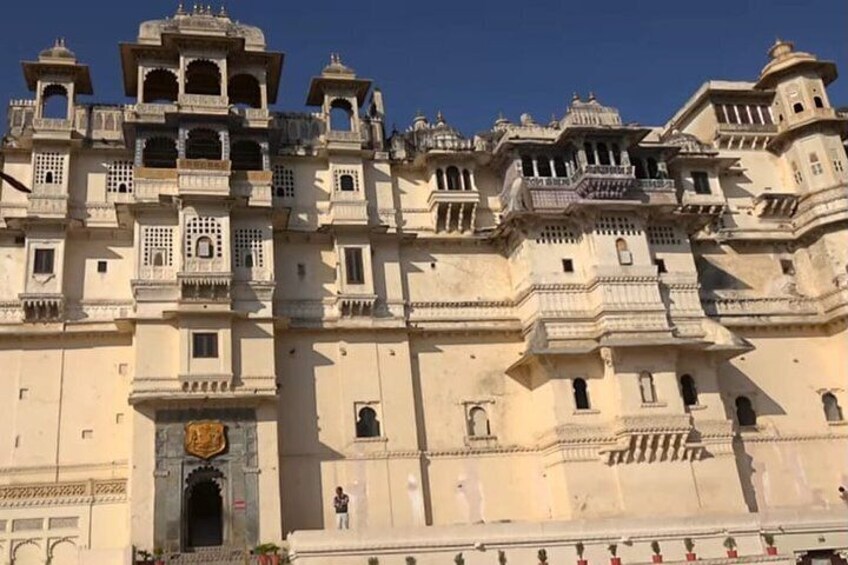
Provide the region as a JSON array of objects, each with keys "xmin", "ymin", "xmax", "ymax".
[
  {"xmin": 176, "ymin": 2, "xmax": 186, "ymax": 15},
  {"xmin": 218, "ymin": 3, "xmax": 228, "ymax": 16},
  {"xmin": 768, "ymin": 38, "xmax": 794, "ymax": 60},
  {"xmin": 588, "ymin": 91, "xmax": 596, "ymax": 102},
  {"xmin": 436, "ymin": 111, "xmax": 445, "ymax": 124},
  {"xmin": 572, "ymin": 92, "xmax": 580, "ymax": 102}
]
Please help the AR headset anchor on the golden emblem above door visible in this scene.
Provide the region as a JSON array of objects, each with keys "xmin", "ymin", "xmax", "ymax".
[{"xmin": 184, "ymin": 420, "xmax": 227, "ymax": 460}]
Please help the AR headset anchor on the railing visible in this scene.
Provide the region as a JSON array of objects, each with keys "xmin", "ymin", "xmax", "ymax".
[
  {"xmin": 178, "ymin": 93, "xmax": 228, "ymax": 108},
  {"xmin": 181, "ymin": 258, "xmax": 230, "ymax": 274},
  {"xmin": 32, "ymin": 117, "xmax": 73, "ymax": 132},
  {"xmin": 177, "ymin": 159, "xmax": 232, "ymax": 172},
  {"xmin": 231, "ymin": 107, "xmax": 270, "ymax": 121},
  {"xmin": 718, "ymin": 122, "xmax": 778, "ymax": 134},
  {"xmin": 635, "ymin": 178, "xmax": 676, "ymax": 191},
  {"xmin": 325, "ymin": 130, "xmax": 363, "ymax": 143}
]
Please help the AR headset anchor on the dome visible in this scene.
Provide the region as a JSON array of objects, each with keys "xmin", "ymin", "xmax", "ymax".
[
  {"xmin": 136, "ymin": 5, "xmax": 267, "ymax": 51},
  {"xmin": 38, "ymin": 38, "xmax": 76, "ymax": 63}
]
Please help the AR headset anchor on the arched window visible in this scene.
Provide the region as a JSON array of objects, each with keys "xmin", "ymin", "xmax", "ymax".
[
  {"xmin": 639, "ymin": 371, "xmax": 657, "ymax": 403},
  {"xmin": 228, "ymin": 74, "xmax": 261, "ymax": 108},
  {"xmin": 584, "ymin": 142, "xmax": 596, "ymax": 165},
  {"xmin": 814, "ymin": 96, "xmax": 824, "ymax": 109},
  {"xmin": 142, "ymin": 137, "xmax": 178, "ymax": 168},
  {"xmin": 152, "ymin": 250, "xmax": 165, "ymax": 267},
  {"xmin": 521, "ymin": 156, "xmax": 535, "ymax": 176},
  {"xmin": 186, "ymin": 129, "xmax": 222, "ymax": 161},
  {"xmin": 436, "ymin": 168, "xmax": 445, "ymax": 190},
  {"xmin": 462, "ymin": 169, "xmax": 473, "ymax": 191},
  {"xmin": 356, "ymin": 407, "xmax": 381, "ymax": 438},
  {"xmin": 680, "ymin": 374, "xmax": 698, "ymax": 407},
  {"xmin": 143, "ymin": 69, "xmax": 178, "ymax": 103},
  {"xmin": 41, "ymin": 84, "xmax": 68, "ymax": 119},
  {"xmin": 597, "ymin": 143, "xmax": 611, "ymax": 166},
  {"xmin": 822, "ymin": 393, "xmax": 843, "ymax": 422},
  {"xmin": 468, "ymin": 406, "xmax": 491, "ymax": 437},
  {"xmin": 231, "ymin": 140, "xmax": 263, "ymax": 171},
  {"xmin": 446, "ymin": 166, "xmax": 461, "ymax": 190},
  {"xmin": 647, "ymin": 157, "xmax": 659, "ymax": 179},
  {"xmin": 195, "ymin": 236, "xmax": 214, "ymax": 259},
  {"xmin": 44, "ymin": 171, "xmax": 54, "ymax": 184},
  {"xmin": 573, "ymin": 378, "xmax": 590, "ymax": 410},
  {"xmin": 536, "ymin": 157, "xmax": 552, "ymax": 177},
  {"xmin": 244, "ymin": 252, "xmax": 255, "ymax": 269},
  {"xmin": 339, "ymin": 174, "xmax": 355, "ymax": 192},
  {"xmin": 616, "ymin": 238, "xmax": 632, "ymax": 265},
  {"xmin": 329, "ymin": 99, "xmax": 353, "ymax": 132},
  {"xmin": 185, "ymin": 60, "xmax": 221, "ymax": 95},
  {"xmin": 735, "ymin": 396, "xmax": 757, "ymax": 427},
  {"xmin": 553, "ymin": 157, "xmax": 568, "ymax": 178},
  {"xmin": 792, "ymin": 102, "xmax": 804, "ymax": 114}
]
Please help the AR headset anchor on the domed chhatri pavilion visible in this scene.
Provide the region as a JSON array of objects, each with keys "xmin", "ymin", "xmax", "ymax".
[{"xmin": 0, "ymin": 5, "xmax": 847, "ymax": 564}]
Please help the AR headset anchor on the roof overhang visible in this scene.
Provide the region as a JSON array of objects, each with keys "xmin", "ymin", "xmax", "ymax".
[
  {"xmin": 22, "ymin": 61, "xmax": 93, "ymax": 95},
  {"xmin": 306, "ymin": 76, "xmax": 372, "ymax": 107}
]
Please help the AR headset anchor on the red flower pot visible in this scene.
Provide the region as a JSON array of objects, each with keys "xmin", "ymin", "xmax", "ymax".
[
  {"xmin": 578, "ymin": 560, "xmax": 588, "ymax": 565},
  {"xmin": 766, "ymin": 547, "xmax": 777, "ymax": 556},
  {"xmin": 726, "ymin": 550, "xmax": 738, "ymax": 559},
  {"xmin": 610, "ymin": 558, "xmax": 621, "ymax": 565},
  {"xmin": 652, "ymin": 555, "xmax": 663, "ymax": 563},
  {"xmin": 155, "ymin": 561, "xmax": 165, "ymax": 565},
  {"xmin": 685, "ymin": 553, "xmax": 697, "ymax": 561}
]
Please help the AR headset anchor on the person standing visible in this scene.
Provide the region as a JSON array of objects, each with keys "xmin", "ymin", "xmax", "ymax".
[{"xmin": 333, "ymin": 486, "xmax": 350, "ymax": 530}]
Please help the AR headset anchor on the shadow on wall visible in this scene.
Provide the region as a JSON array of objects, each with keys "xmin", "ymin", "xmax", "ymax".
[{"xmin": 276, "ymin": 344, "xmax": 343, "ymax": 533}]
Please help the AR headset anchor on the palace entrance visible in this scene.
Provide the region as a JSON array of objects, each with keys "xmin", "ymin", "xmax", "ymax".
[{"xmin": 185, "ymin": 469, "xmax": 224, "ymax": 549}]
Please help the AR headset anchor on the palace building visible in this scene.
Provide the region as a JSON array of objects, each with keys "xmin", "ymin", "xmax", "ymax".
[{"xmin": 0, "ymin": 5, "xmax": 847, "ymax": 565}]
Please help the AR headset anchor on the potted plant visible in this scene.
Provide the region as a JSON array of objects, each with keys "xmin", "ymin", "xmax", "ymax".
[
  {"xmin": 762, "ymin": 533, "xmax": 777, "ymax": 556},
  {"xmin": 576, "ymin": 542, "xmax": 588, "ymax": 565},
  {"xmin": 723, "ymin": 536, "xmax": 737, "ymax": 559},
  {"xmin": 254, "ymin": 543, "xmax": 282, "ymax": 565},
  {"xmin": 683, "ymin": 538, "xmax": 696, "ymax": 562},
  {"xmin": 538, "ymin": 549, "xmax": 549, "ymax": 564},
  {"xmin": 135, "ymin": 550, "xmax": 153, "ymax": 565},
  {"xmin": 405, "ymin": 557, "xmax": 417, "ymax": 565},
  {"xmin": 455, "ymin": 553, "xmax": 465, "ymax": 565},
  {"xmin": 498, "ymin": 550, "xmax": 508, "ymax": 565},
  {"xmin": 651, "ymin": 541, "xmax": 663, "ymax": 563},
  {"xmin": 608, "ymin": 543, "xmax": 621, "ymax": 565},
  {"xmin": 368, "ymin": 558, "xmax": 379, "ymax": 565}
]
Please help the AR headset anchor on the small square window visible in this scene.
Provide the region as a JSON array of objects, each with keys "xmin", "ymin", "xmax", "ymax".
[
  {"xmin": 192, "ymin": 333, "xmax": 219, "ymax": 359},
  {"xmin": 780, "ymin": 259, "xmax": 795, "ymax": 276},
  {"xmin": 81, "ymin": 430, "xmax": 93, "ymax": 440},
  {"xmin": 97, "ymin": 260, "xmax": 108, "ymax": 273},
  {"xmin": 33, "ymin": 248, "xmax": 55, "ymax": 275},
  {"xmin": 655, "ymin": 258, "xmax": 667, "ymax": 274},
  {"xmin": 297, "ymin": 263, "xmax": 306, "ymax": 278},
  {"xmin": 562, "ymin": 259, "xmax": 574, "ymax": 273}
]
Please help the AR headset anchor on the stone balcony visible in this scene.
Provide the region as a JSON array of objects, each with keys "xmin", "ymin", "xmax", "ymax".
[
  {"xmin": 27, "ymin": 184, "xmax": 68, "ymax": 218},
  {"xmin": 19, "ymin": 293, "xmax": 64, "ymax": 322},
  {"xmin": 754, "ymin": 192, "xmax": 799, "ymax": 218},
  {"xmin": 179, "ymin": 258, "xmax": 232, "ymax": 303},
  {"xmin": 129, "ymin": 373, "xmax": 276, "ymax": 403},
  {"xmin": 325, "ymin": 130, "xmax": 365, "ymax": 146},
  {"xmin": 177, "ymin": 159, "xmax": 232, "ymax": 197},
  {"xmin": 336, "ymin": 292, "xmax": 378, "ymax": 317},
  {"xmin": 31, "ymin": 117, "xmax": 74, "ymax": 140},
  {"xmin": 572, "ymin": 164, "xmax": 636, "ymax": 199},
  {"xmin": 178, "ymin": 93, "xmax": 229, "ymax": 116},
  {"xmin": 678, "ymin": 189, "xmax": 726, "ymax": 216},
  {"xmin": 231, "ymin": 170, "xmax": 272, "ymax": 207},
  {"xmin": 134, "ymin": 167, "xmax": 178, "ymax": 201},
  {"xmin": 124, "ymin": 102, "xmax": 178, "ymax": 124},
  {"xmin": 231, "ymin": 107, "xmax": 271, "ymax": 128},
  {"xmin": 428, "ymin": 189, "xmax": 479, "ymax": 233},
  {"xmin": 324, "ymin": 191, "xmax": 369, "ymax": 226}
]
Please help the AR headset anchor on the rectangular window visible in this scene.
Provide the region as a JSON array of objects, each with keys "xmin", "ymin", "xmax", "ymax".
[
  {"xmin": 714, "ymin": 104, "xmax": 727, "ymax": 124},
  {"xmin": 33, "ymin": 248, "xmax": 55, "ymax": 274},
  {"xmin": 344, "ymin": 248, "xmax": 365, "ymax": 285},
  {"xmin": 780, "ymin": 259, "xmax": 795, "ymax": 276},
  {"xmin": 562, "ymin": 259, "xmax": 574, "ymax": 273},
  {"xmin": 655, "ymin": 258, "xmax": 667, "ymax": 274},
  {"xmin": 192, "ymin": 333, "xmax": 219, "ymax": 359},
  {"xmin": 692, "ymin": 171, "xmax": 711, "ymax": 195},
  {"xmin": 97, "ymin": 260, "xmax": 108, "ymax": 273}
]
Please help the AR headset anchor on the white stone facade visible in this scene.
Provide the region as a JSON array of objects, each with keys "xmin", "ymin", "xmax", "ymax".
[{"xmin": 0, "ymin": 7, "xmax": 846, "ymax": 565}]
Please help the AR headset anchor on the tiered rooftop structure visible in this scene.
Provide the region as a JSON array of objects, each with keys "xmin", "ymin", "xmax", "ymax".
[{"xmin": 0, "ymin": 7, "xmax": 847, "ymax": 564}]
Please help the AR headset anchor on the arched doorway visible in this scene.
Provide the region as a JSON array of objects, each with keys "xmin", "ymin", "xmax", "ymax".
[{"xmin": 185, "ymin": 472, "xmax": 224, "ymax": 549}]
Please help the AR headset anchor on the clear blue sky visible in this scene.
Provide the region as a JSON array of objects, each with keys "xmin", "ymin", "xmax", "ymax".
[{"xmin": 1, "ymin": 0, "xmax": 845, "ymax": 135}]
